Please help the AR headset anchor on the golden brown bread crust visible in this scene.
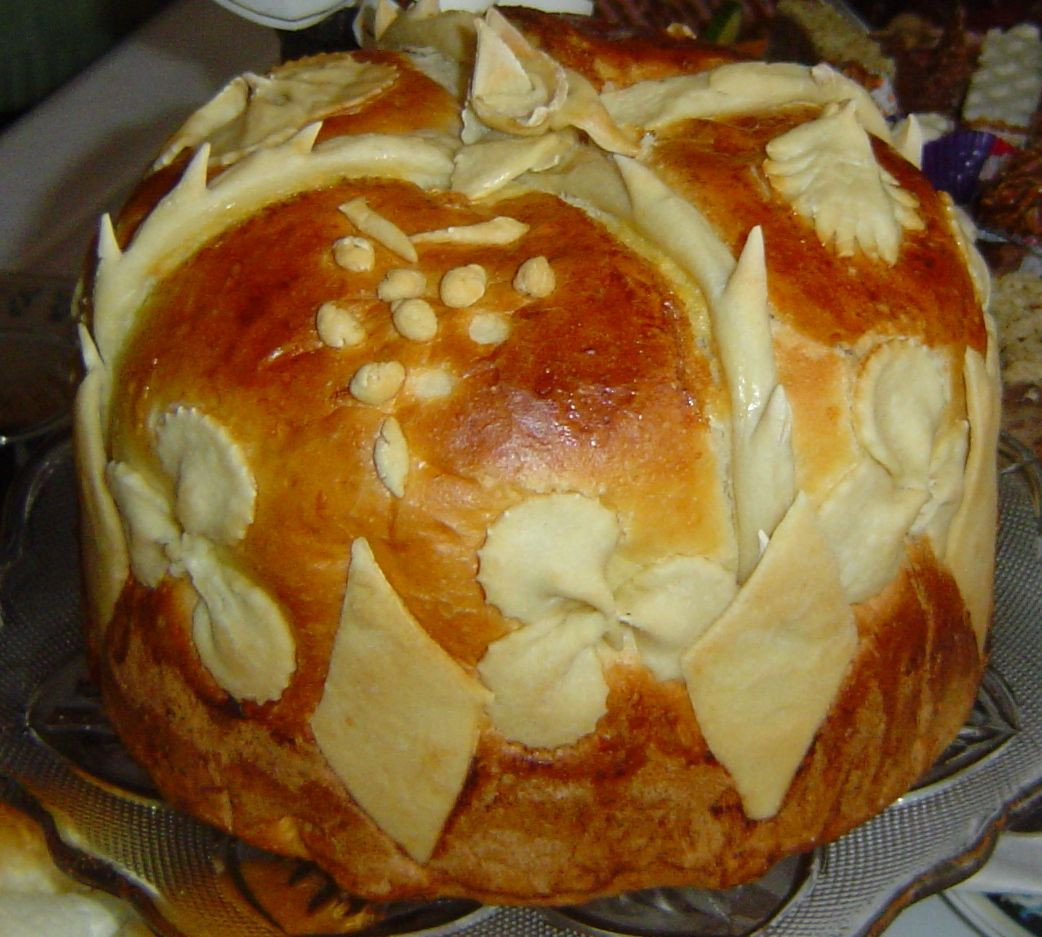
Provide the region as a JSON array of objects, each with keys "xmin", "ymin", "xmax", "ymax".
[
  {"xmin": 649, "ymin": 114, "xmax": 984, "ymax": 353},
  {"xmin": 503, "ymin": 8, "xmax": 751, "ymax": 87},
  {"xmin": 111, "ymin": 180, "xmax": 727, "ymax": 671},
  {"xmin": 80, "ymin": 9, "xmax": 992, "ymax": 905},
  {"xmin": 99, "ymin": 540, "xmax": 978, "ymax": 903}
]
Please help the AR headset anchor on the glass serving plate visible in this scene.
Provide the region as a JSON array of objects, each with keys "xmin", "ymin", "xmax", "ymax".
[{"xmin": 1, "ymin": 436, "xmax": 1041, "ymax": 937}]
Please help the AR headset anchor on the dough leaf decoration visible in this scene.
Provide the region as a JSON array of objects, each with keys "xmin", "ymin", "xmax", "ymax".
[
  {"xmin": 714, "ymin": 227, "xmax": 796, "ymax": 582},
  {"xmin": 764, "ymin": 100, "xmax": 923, "ymax": 264},
  {"xmin": 311, "ymin": 538, "xmax": 488, "ymax": 862}
]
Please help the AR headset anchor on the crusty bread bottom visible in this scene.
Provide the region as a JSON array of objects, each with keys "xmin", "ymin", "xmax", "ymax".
[{"xmin": 94, "ymin": 538, "xmax": 980, "ymax": 904}]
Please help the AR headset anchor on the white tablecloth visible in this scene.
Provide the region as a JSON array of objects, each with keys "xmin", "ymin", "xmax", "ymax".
[{"xmin": 0, "ymin": 0, "xmax": 278, "ymax": 278}]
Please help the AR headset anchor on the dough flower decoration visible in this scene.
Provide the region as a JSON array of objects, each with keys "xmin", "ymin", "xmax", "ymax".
[{"xmin": 105, "ymin": 406, "xmax": 295, "ymax": 703}]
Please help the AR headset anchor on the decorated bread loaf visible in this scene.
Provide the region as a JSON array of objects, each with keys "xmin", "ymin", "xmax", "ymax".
[{"xmin": 74, "ymin": 2, "xmax": 1000, "ymax": 905}]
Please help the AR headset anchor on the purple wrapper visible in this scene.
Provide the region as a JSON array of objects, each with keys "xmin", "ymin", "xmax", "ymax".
[{"xmin": 921, "ymin": 130, "xmax": 997, "ymax": 204}]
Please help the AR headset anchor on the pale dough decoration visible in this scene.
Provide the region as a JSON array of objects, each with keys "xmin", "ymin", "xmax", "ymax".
[
  {"xmin": 941, "ymin": 196, "xmax": 991, "ymax": 308},
  {"xmin": 911, "ymin": 418, "xmax": 969, "ymax": 551},
  {"xmin": 105, "ymin": 462, "xmax": 180, "ymax": 588},
  {"xmin": 555, "ymin": 66, "xmax": 641, "ymax": 157},
  {"xmin": 402, "ymin": 45, "xmax": 470, "ymax": 102},
  {"xmin": 93, "ymin": 130, "xmax": 453, "ymax": 367},
  {"xmin": 316, "ymin": 301, "xmax": 366, "ymax": 348},
  {"xmin": 459, "ymin": 9, "xmax": 636, "ymax": 155},
  {"xmin": 478, "ymin": 493, "xmax": 618, "ymax": 626},
  {"xmin": 475, "ymin": 493, "xmax": 742, "ymax": 744},
  {"xmin": 682, "ymin": 493, "xmax": 857, "ymax": 820},
  {"xmin": 154, "ymin": 406, "xmax": 257, "ymax": 545},
  {"xmin": 343, "ymin": 198, "xmax": 419, "ymax": 264},
  {"xmin": 714, "ymin": 227, "xmax": 796, "ymax": 582},
  {"xmin": 809, "ymin": 338, "xmax": 967, "ymax": 591},
  {"xmin": 155, "ymin": 58, "xmax": 399, "ymax": 169},
  {"xmin": 363, "ymin": 0, "xmax": 400, "ymax": 42},
  {"xmin": 614, "ymin": 155, "xmax": 735, "ymax": 302},
  {"xmin": 603, "ymin": 61, "xmax": 890, "ymax": 140},
  {"xmin": 891, "ymin": 113, "xmax": 925, "ymax": 168},
  {"xmin": 513, "ymin": 255, "xmax": 555, "ymax": 298},
  {"xmin": 391, "ymin": 298, "xmax": 438, "ymax": 341},
  {"xmin": 476, "ymin": 493, "xmax": 737, "ymax": 745},
  {"xmin": 412, "ymin": 216, "xmax": 529, "ymax": 246},
  {"xmin": 440, "ymin": 264, "xmax": 488, "ymax": 308},
  {"xmin": 616, "ymin": 556, "xmax": 737, "ymax": 682},
  {"xmin": 370, "ymin": 0, "xmax": 398, "ymax": 42},
  {"xmin": 73, "ymin": 327, "xmax": 129, "ymax": 631},
  {"xmin": 853, "ymin": 339, "xmax": 951, "ymax": 487},
  {"xmin": 405, "ymin": 366, "xmax": 457, "ymax": 400},
  {"xmin": 182, "ymin": 535, "xmax": 296, "ymax": 703},
  {"xmin": 763, "ymin": 101, "xmax": 923, "ymax": 265},
  {"xmin": 311, "ymin": 538, "xmax": 489, "ymax": 863},
  {"xmin": 100, "ymin": 403, "xmax": 293, "ymax": 702},
  {"xmin": 377, "ymin": 268, "xmax": 427, "ymax": 303},
  {"xmin": 349, "ymin": 361, "xmax": 406, "ymax": 406},
  {"xmin": 451, "ymin": 132, "xmax": 577, "ymax": 199},
  {"xmin": 828, "ymin": 332, "xmax": 972, "ymax": 578},
  {"xmin": 468, "ymin": 9, "xmax": 569, "ymax": 138},
  {"xmin": 332, "ymin": 236, "xmax": 376, "ymax": 273},
  {"xmin": 478, "ymin": 609, "xmax": 611, "ymax": 748},
  {"xmin": 375, "ymin": 2, "xmax": 479, "ymax": 79},
  {"xmin": 816, "ymin": 458, "xmax": 927, "ymax": 604},
  {"xmin": 945, "ymin": 332, "xmax": 1002, "ymax": 650},
  {"xmin": 528, "ymin": 145, "xmax": 634, "ymax": 221},
  {"xmin": 374, "ymin": 417, "xmax": 409, "ymax": 497},
  {"xmin": 468, "ymin": 311, "xmax": 511, "ymax": 345}
]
